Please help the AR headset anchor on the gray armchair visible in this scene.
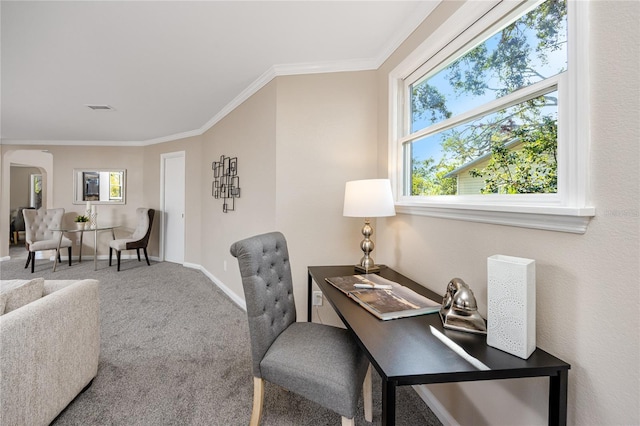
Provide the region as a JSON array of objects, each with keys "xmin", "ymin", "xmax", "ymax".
[
  {"xmin": 230, "ymin": 232, "xmax": 372, "ymax": 426},
  {"xmin": 109, "ymin": 208, "xmax": 155, "ymax": 271},
  {"xmin": 23, "ymin": 208, "xmax": 72, "ymax": 273}
]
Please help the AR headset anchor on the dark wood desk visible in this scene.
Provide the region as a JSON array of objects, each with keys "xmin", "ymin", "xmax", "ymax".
[{"xmin": 308, "ymin": 265, "xmax": 570, "ymax": 426}]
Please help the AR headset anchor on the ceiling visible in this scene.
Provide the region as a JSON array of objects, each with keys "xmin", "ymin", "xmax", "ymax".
[{"xmin": 1, "ymin": 1, "xmax": 438, "ymax": 146}]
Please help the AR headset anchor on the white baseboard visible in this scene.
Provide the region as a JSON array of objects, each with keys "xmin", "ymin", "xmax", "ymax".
[
  {"xmin": 183, "ymin": 261, "xmax": 200, "ymax": 270},
  {"xmin": 412, "ymin": 385, "xmax": 459, "ymax": 426},
  {"xmin": 184, "ymin": 263, "xmax": 246, "ymax": 311}
]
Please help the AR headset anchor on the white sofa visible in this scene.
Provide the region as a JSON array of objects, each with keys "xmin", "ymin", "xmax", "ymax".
[{"xmin": 0, "ymin": 278, "xmax": 100, "ymax": 426}]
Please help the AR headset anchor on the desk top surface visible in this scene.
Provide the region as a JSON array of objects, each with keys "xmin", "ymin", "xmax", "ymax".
[{"xmin": 309, "ymin": 265, "xmax": 570, "ymax": 385}]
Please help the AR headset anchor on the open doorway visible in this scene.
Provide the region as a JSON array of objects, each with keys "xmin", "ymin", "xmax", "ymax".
[
  {"xmin": 1, "ymin": 150, "xmax": 53, "ymax": 258},
  {"xmin": 10, "ymin": 165, "xmax": 43, "ymax": 209}
]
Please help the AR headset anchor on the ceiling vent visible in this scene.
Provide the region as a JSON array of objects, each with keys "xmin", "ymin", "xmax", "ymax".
[{"xmin": 86, "ymin": 104, "xmax": 115, "ymax": 111}]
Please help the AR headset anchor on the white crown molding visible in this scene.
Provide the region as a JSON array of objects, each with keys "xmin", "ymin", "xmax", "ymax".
[
  {"xmin": 140, "ymin": 128, "xmax": 204, "ymax": 146},
  {"xmin": 198, "ymin": 65, "xmax": 278, "ymax": 137},
  {"xmin": 198, "ymin": 57, "xmax": 380, "ymax": 135},
  {"xmin": 0, "ymin": 139, "xmax": 149, "ymax": 147}
]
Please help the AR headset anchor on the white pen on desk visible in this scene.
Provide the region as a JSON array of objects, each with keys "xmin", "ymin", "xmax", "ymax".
[{"xmin": 354, "ymin": 283, "xmax": 392, "ymax": 290}]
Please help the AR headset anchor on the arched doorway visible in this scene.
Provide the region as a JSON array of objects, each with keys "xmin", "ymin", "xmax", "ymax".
[{"xmin": 1, "ymin": 149, "xmax": 54, "ymax": 259}]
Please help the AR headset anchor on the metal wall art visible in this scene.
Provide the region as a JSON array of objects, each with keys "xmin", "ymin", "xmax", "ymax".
[{"xmin": 212, "ymin": 155, "xmax": 240, "ymax": 213}]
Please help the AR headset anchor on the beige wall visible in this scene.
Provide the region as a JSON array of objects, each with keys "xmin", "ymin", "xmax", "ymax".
[
  {"xmin": 195, "ymin": 72, "xmax": 378, "ymax": 318},
  {"xmin": 198, "ymin": 80, "xmax": 278, "ymax": 302},
  {"xmin": 274, "ymin": 72, "xmax": 378, "ymax": 319},
  {"xmin": 375, "ymin": 1, "xmax": 639, "ymax": 425}
]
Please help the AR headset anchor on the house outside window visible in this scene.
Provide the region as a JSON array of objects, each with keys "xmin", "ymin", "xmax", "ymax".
[
  {"xmin": 388, "ymin": 0, "xmax": 594, "ymax": 233},
  {"xmin": 109, "ymin": 172, "xmax": 123, "ymax": 201}
]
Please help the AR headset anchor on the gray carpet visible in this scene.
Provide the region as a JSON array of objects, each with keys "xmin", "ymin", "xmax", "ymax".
[{"xmin": 0, "ymin": 246, "xmax": 442, "ymax": 426}]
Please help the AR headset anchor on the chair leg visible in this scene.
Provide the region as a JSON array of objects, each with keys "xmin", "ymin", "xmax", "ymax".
[
  {"xmin": 68, "ymin": 247, "xmax": 72, "ymax": 266},
  {"xmin": 116, "ymin": 250, "xmax": 121, "ymax": 271},
  {"xmin": 364, "ymin": 364, "xmax": 373, "ymax": 422},
  {"xmin": 57, "ymin": 250, "xmax": 62, "ymax": 263},
  {"xmin": 143, "ymin": 248, "xmax": 150, "ymax": 266},
  {"xmin": 25, "ymin": 252, "xmax": 31, "ymax": 269},
  {"xmin": 31, "ymin": 252, "xmax": 35, "ymax": 273},
  {"xmin": 109, "ymin": 248, "xmax": 113, "ymax": 266},
  {"xmin": 250, "ymin": 377, "xmax": 264, "ymax": 426},
  {"xmin": 341, "ymin": 417, "xmax": 355, "ymax": 426},
  {"xmin": 136, "ymin": 248, "xmax": 141, "ymax": 262}
]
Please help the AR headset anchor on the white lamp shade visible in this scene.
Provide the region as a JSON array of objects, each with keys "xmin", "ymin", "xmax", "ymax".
[{"xmin": 343, "ymin": 179, "xmax": 396, "ymax": 218}]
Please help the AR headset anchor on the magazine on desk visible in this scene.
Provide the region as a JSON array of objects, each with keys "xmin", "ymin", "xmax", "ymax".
[{"xmin": 324, "ymin": 274, "xmax": 441, "ymax": 320}]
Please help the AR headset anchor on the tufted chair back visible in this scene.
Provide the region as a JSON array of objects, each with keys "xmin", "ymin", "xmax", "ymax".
[
  {"xmin": 23, "ymin": 208, "xmax": 64, "ymax": 244},
  {"xmin": 230, "ymin": 231, "xmax": 296, "ymax": 378},
  {"xmin": 130, "ymin": 208, "xmax": 153, "ymax": 242}
]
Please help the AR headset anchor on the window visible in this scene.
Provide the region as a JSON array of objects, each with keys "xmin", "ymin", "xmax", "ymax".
[
  {"xmin": 389, "ymin": 0, "xmax": 594, "ymax": 233},
  {"xmin": 109, "ymin": 172, "xmax": 123, "ymax": 201}
]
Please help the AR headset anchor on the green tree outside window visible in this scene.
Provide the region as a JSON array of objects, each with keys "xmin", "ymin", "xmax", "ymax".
[{"xmin": 409, "ymin": 0, "xmax": 566, "ymax": 196}]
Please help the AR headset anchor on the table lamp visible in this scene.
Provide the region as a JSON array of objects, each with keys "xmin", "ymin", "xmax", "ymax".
[{"xmin": 343, "ymin": 179, "xmax": 396, "ymax": 273}]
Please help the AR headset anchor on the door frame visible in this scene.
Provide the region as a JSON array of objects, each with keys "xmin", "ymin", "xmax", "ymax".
[
  {"xmin": 159, "ymin": 151, "xmax": 185, "ymax": 262},
  {"xmin": 1, "ymin": 150, "xmax": 53, "ymax": 259}
]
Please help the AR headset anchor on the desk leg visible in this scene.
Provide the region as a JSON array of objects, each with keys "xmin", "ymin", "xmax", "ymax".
[
  {"xmin": 382, "ymin": 378, "xmax": 397, "ymax": 426},
  {"xmin": 307, "ymin": 272, "xmax": 312, "ymax": 322},
  {"xmin": 94, "ymin": 229, "xmax": 98, "ymax": 271},
  {"xmin": 549, "ymin": 369, "xmax": 568, "ymax": 426},
  {"xmin": 79, "ymin": 231, "xmax": 84, "ymax": 263},
  {"xmin": 52, "ymin": 232, "xmax": 64, "ymax": 272}
]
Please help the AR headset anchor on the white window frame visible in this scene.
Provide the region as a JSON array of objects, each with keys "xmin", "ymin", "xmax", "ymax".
[{"xmin": 388, "ymin": 0, "xmax": 594, "ymax": 233}]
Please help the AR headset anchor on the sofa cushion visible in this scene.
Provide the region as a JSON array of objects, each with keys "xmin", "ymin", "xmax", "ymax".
[
  {"xmin": 43, "ymin": 280, "xmax": 86, "ymax": 296},
  {"xmin": 0, "ymin": 278, "xmax": 45, "ymax": 315},
  {"xmin": 0, "ymin": 293, "xmax": 7, "ymax": 315}
]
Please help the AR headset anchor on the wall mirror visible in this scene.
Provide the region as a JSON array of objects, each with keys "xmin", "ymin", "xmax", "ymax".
[{"xmin": 73, "ymin": 169, "xmax": 126, "ymax": 204}]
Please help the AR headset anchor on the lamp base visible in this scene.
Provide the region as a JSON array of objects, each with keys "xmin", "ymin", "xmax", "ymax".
[{"xmin": 354, "ymin": 264, "xmax": 385, "ymax": 274}]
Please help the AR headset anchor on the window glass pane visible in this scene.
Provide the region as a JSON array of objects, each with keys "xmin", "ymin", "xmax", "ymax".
[
  {"xmin": 109, "ymin": 172, "xmax": 123, "ymax": 200},
  {"xmin": 410, "ymin": 0, "xmax": 567, "ymax": 133},
  {"xmin": 407, "ymin": 90, "xmax": 558, "ymax": 196}
]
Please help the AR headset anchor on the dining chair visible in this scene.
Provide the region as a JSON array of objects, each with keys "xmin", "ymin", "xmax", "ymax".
[
  {"xmin": 109, "ymin": 208, "xmax": 155, "ymax": 271},
  {"xmin": 10, "ymin": 207, "xmax": 34, "ymax": 245},
  {"xmin": 23, "ymin": 208, "xmax": 72, "ymax": 273},
  {"xmin": 230, "ymin": 231, "xmax": 372, "ymax": 426}
]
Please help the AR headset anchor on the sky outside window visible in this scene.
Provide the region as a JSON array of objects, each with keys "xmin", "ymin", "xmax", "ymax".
[{"xmin": 409, "ymin": 2, "xmax": 567, "ymax": 164}]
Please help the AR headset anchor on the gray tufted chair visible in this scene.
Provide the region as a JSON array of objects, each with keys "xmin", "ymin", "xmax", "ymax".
[
  {"xmin": 23, "ymin": 208, "xmax": 72, "ymax": 273},
  {"xmin": 230, "ymin": 232, "xmax": 372, "ymax": 426},
  {"xmin": 109, "ymin": 208, "xmax": 155, "ymax": 271}
]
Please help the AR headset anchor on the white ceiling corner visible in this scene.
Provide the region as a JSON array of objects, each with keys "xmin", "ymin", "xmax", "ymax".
[{"xmin": 1, "ymin": 1, "xmax": 439, "ymax": 146}]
